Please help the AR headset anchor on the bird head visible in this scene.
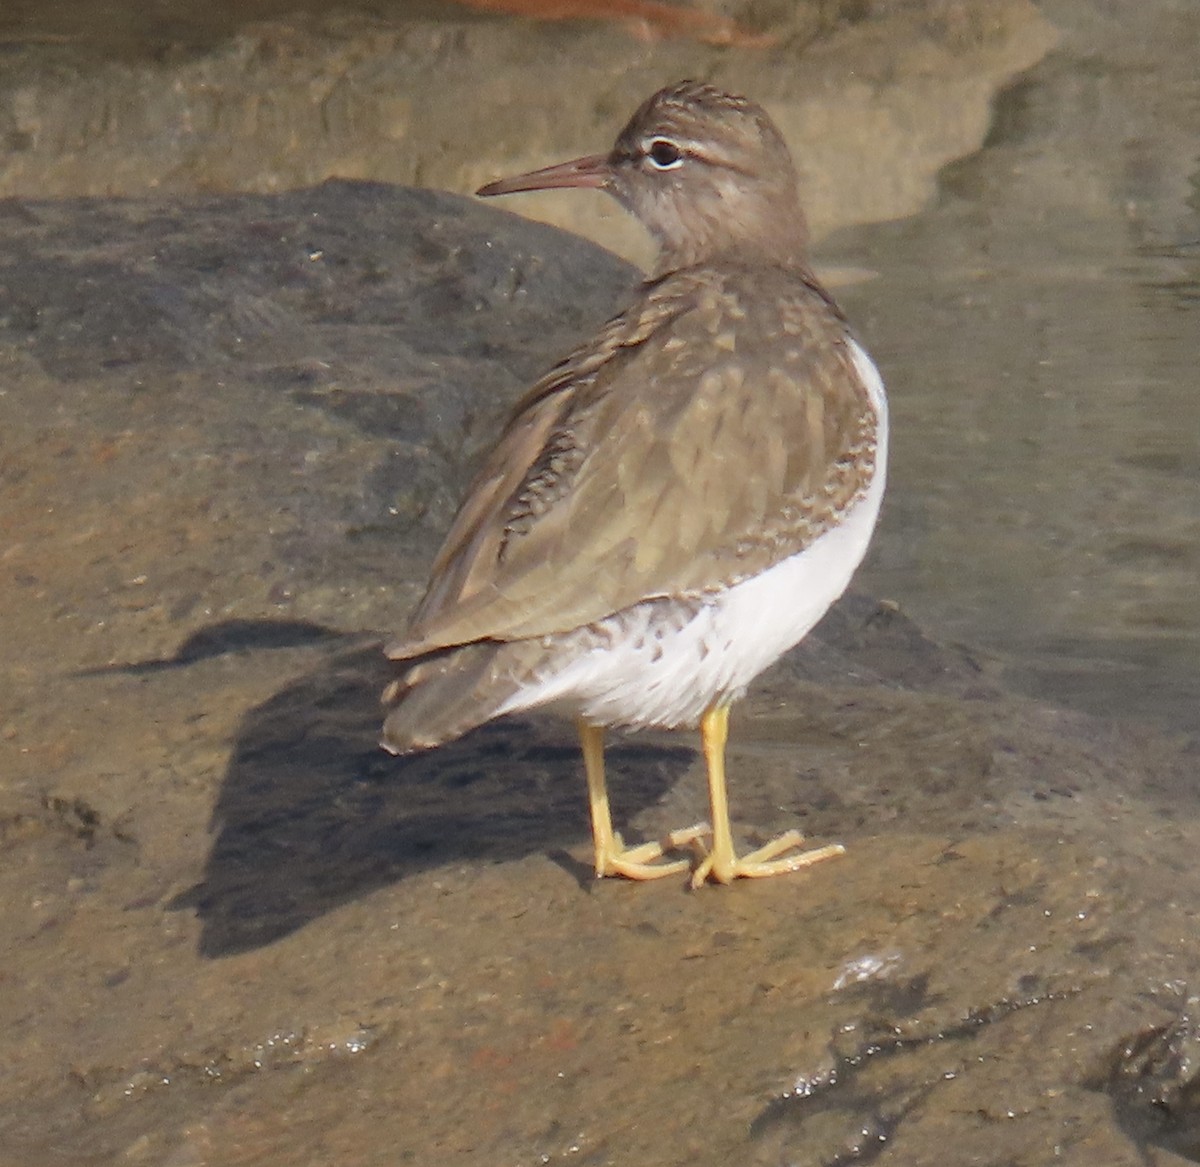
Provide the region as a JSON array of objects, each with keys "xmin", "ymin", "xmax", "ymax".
[{"xmin": 477, "ymin": 81, "xmax": 808, "ymax": 276}]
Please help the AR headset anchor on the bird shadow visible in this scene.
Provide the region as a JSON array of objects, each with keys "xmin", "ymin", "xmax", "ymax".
[
  {"xmin": 162, "ymin": 622, "xmax": 693, "ymax": 957},
  {"xmin": 75, "ymin": 616, "xmax": 349, "ymax": 675}
]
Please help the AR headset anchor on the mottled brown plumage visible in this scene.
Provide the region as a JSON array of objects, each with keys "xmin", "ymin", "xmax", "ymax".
[
  {"xmin": 381, "ymin": 81, "xmax": 888, "ymax": 886},
  {"xmin": 387, "ymin": 264, "xmax": 875, "ymax": 657}
]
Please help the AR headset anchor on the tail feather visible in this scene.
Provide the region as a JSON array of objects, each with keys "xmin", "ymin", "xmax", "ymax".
[{"xmin": 381, "ymin": 641, "xmax": 525, "ymax": 754}]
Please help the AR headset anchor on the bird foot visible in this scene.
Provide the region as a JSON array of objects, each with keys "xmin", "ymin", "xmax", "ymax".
[
  {"xmin": 595, "ymin": 823, "xmax": 711, "ymax": 880},
  {"xmin": 689, "ymin": 829, "xmax": 845, "ymax": 889}
]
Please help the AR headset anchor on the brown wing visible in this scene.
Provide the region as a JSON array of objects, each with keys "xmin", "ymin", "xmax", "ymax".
[{"xmin": 387, "ymin": 267, "xmax": 876, "ymax": 660}]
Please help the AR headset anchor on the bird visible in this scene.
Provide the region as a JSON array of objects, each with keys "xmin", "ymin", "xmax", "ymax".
[{"xmin": 381, "ymin": 80, "xmax": 888, "ymax": 887}]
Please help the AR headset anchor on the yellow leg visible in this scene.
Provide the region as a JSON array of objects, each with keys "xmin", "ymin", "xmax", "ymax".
[
  {"xmin": 579, "ymin": 721, "xmax": 707, "ymax": 880},
  {"xmin": 690, "ymin": 704, "xmax": 846, "ymax": 888}
]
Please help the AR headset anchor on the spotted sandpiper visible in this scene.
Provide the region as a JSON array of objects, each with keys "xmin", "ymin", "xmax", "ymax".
[{"xmin": 382, "ymin": 80, "xmax": 888, "ymax": 887}]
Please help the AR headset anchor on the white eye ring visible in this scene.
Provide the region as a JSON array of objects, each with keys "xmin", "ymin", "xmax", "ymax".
[{"xmin": 645, "ymin": 138, "xmax": 685, "ymax": 170}]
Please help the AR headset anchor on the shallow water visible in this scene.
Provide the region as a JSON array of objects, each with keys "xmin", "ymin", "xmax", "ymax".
[{"xmin": 835, "ymin": 0, "xmax": 1200, "ymax": 730}]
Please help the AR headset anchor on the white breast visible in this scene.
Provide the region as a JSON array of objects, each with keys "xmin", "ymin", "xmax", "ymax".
[{"xmin": 496, "ymin": 339, "xmax": 889, "ymax": 730}]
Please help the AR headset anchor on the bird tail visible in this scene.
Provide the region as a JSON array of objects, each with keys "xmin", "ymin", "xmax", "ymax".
[{"xmin": 380, "ymin": 641, "xmax": 527, "ymax": 754}]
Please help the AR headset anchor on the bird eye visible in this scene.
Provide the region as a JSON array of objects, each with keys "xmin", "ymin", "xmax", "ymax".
[{"xmin": 645, "ymin": 139, "xmax": 684, "ymax": 170}]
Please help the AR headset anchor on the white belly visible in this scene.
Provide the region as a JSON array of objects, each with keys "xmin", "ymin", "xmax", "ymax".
[{"xmin": 495, "ymin": 340, "xmax": 889, "ymax": 730}]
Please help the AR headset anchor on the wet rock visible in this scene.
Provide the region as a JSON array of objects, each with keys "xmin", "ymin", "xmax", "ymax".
[
  {"xmin": 0, "ymin": 179, "xmax": 638, "ymax": 641},
  {"xmin": 0, "ymin": 1, "xmax": 1056, "ymax": 263},
  {"xmin": 1093, "ymin": 993, "xmax": 1200, "ymax": 1163},
  {"xmin": 0, "ymin": 8, "xmax": 1198, "ymax": 1163}
]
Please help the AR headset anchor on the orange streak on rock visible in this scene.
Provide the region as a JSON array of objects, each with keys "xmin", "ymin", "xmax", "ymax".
[{"xmin": 453, "ymin": 0, "xmax": 776, "ymax": 47}]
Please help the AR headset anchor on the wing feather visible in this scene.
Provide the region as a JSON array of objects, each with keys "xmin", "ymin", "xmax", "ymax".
[{"xmin": 387, "ymin": 266, "xmax": 876, "ymax": 661}]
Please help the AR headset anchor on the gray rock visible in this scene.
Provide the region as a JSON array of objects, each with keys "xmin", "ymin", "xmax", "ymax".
[{"xmin": 0, "ymin": 179, "xmax": 639, "ymax": 622}]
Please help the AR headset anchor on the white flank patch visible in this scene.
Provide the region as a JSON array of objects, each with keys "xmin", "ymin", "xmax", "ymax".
[{"xmin": 496, "ymin": 339, "xmax": 889, "ymax": 730}]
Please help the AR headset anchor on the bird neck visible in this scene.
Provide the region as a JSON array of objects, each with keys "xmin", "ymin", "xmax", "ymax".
[
  {"xmin": 650, "ymin": 223, "xmax": 810, "ymax": 279},
  {"xmin": 641, "ymin": 180, "xmax": 811, "ymax": 278}
]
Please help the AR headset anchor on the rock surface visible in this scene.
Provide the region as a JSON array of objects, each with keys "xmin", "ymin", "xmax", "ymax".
[
  {"xmin": 1, "ymin": 176, "xmax": 1198, "ymax": 1167},
  {"xmin": 2, "ymin": 4, "xmax": 1199, "ymax": 1165},
  {"xmin": 0, "ymin": 0, "xmax": 1056, "ymax": 264}
]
